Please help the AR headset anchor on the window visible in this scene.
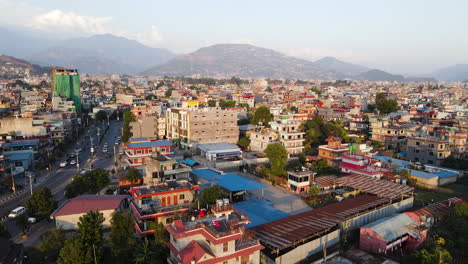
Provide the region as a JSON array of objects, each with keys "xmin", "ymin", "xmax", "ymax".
[
  {"xmin": 180, "ymin": 194, "xmax": 185, "ymax": 200},
  {"xmin": 241, "ymin": 255, "xmax": 249, "ymax": 264},
  {"xmin": 223, "ymin": 262, "xmax": 228, "ymax": 264},
  {"xmin": 416, "ymin": 141, "xmax": 420, "ymax": 146},
  {"xmin": 223, "ymin": 242, "xmax": 228, "ymax": 252}
]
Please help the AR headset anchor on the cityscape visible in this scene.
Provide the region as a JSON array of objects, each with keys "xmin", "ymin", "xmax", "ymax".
[{"xmin": 0, "ymin": 1, "xmax": 467, "ymax": 264}]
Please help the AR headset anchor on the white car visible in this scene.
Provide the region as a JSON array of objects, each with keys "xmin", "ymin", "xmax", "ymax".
[
  {"xmin": 70, "ymin": 159, "xmax": 77, "ymax": 165},
  {"xmin": 28, "ymin": 217, "xmax": 37, "ymax": 224},
  {"xmin": 102, "ymin": 148, "xmax": 108, "ymax": 154},
  {"xmin": 59, "ymin": 161, "xmax": 67, "ymax": 168},
  {"xmin": 8, "ymin": 206, "xmax": 26, "ymax": 218}
]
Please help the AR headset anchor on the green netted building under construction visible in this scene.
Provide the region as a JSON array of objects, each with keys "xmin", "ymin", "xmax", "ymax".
[{"xmin": 52, "ymin": 68, "xmax": 81, "ymax": 112}]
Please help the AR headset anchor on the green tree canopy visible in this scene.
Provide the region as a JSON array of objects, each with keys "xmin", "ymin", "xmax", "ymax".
[
  {"xmin": 252, "ymin": 106, "xmax": 272, "ymax": 126},
  {"xmin": 264, "ymin": 143, "xmax": 288, "ymax": 177},
  {"xmin": 38, "ymin": 230, "xmax": 65, "ymax": 260},
  {"xmin": 58, "ymin": 236, "xmax": 84, "ymax": 264},
  {"xmin": 78, "ymin": 210, "xmax": 105, "ymax": 264},
  {"xmin": 200, "ymin": 185, "xmax": 223, "ymax": 208},
  {"xmin": 125, "ymin": 167, "xmax": 141, "ymax": 183},
  {"xmin": 65, "ymin": 168, "xmax": 110, "ymax": 199},
  {"xmin": 219, "ymin": 99, "xmax": 236, "ymax": 108},
  {"xmin": 309, "ymin": 185, "xmax": 320, "ymax": 197},
  {"xmin": 374, "ymin": 92, "xmax": 399, "ymax": 114},
  {"xmin": 207, "ymin": 100, "xmax": 217, "ymax": 107},
  {"xmin": 25, "ymin": 187, "xmax": 56, "ymax": 218},
  {"xmin": 237, "ymin": 137, "xmax": 250, "ymax": 150},
  {"xmin": 110, "ymin": 211, "xmax": 137, "ymax": 263},
  {"xmin": 15, "ymin": 213, "xmax": 29, "ymax": 234},
  {"xmin": 0, "ymin": 222, "xmax": 10, "ymax": 238},
  {"xmin": 164, "ymin": 88, "xmax": 174, "ymax": 98},
  {"xmin": 95, "ymin": 110, "xmax": 107, "ymax": 122},
  {"xmin": 265, "ymin": 86, "xmax": 273, "ymax": 93}
]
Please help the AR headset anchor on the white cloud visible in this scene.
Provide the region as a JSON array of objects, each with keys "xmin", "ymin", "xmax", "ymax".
[
  {"xmin": 118, "ymin": 25, "xmax": 164, "ymax": 47},
  {"xmin": 31, "ymin": 9, "xmax": 112, "ymax": 35}
]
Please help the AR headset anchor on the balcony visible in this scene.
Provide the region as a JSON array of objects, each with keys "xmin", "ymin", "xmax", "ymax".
[
  {"xmin": 131, "ymin": 201, "xmax": 192, "ymax": 220},
  {"xmin": 164, "ymin": 166, "xmax": 192, "ymax": 175}
]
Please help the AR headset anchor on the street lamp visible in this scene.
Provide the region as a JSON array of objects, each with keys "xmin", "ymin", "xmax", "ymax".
[
  {"xmin": 97, "ymin": 127, "xmax": 101, "ymax": 143},
  {"xmin": 76, "ymin": 150, "xmax": 80, "ymax": 172}
]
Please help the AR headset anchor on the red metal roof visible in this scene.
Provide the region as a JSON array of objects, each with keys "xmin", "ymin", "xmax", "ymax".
[
  {"xmin": 336, "ymin": 174, "xmax": 414, "ymax": 199},
  {"xmin": 52, "ymin": 195, "xmax": 129, "ymax": 217},
  {"xmin": 250, "ymin": 195, "xmax": 388, "ymax": 251}
]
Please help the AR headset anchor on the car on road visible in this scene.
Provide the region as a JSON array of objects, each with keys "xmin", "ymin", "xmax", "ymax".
[
  {"xmin": 104, "ymin": 143, "xmax": 109, "ymax": 148},
  {"xmin": 119, "ymin": 149, "xmax": 124, "ymax": 155},
  {"xmin": 102, "ymin": 148, "xmax": 108, "ymax": 154},
  {"xmin": 70, "ymin": 159, "xmax": 77, "ymax": 165},
  {"xmin": 75, "ymin": 148, "xmax": 83, "ymax": 153},
  {"xmin": 59, "ymin": 161, "xmax": 67, "ymax": 168},
  {"xmin": 106, "ymin": 154, "xmax": 112, "ymax": 158},
  {"xmin": 8, "ymin": 206, "xmax": 26, "ymax": 218},
  {"xmin": 28, "ymin": 217, "xmax": 37, "ymax": 224}
]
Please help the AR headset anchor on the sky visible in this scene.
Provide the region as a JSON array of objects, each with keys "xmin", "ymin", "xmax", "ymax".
[{"xmin": 1, "ymin": 0, "xmax": 467, "ymax": 74}]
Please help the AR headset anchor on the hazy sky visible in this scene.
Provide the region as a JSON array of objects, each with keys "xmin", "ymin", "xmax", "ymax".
[{"xmin": 1, "ymin": 0, "xmax": 467, "ymax": 74}]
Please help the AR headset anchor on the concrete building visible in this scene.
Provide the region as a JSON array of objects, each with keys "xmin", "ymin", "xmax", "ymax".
[
  {"xmin": 124, "ymin": 138, "xmax": 174, "ymax": 168},
  {"xmin": 341, "ymin": 154, "xmax": 392, "ymax": 179},
  {"xmin": 166, "ymin": 207, "xmax": 263, "ymax": 264},
  {"xmin": 318, "ymin": 136, "xmax": 349, "ymax": 167},
  {"xmin": 130, "ymin": 115, "xmax": 166, "ymax": 139},
  {"xmin": 248, "ymin": 127, "xmax": 279, "ymax": 153},
  {"xmin": 166, "ymin": 107, "xmax": 239, "ymax": 147},
  {"xmin": 287, "ymin": 170, "xmax": 315, "ymax": 194},
  {"xmin": 143, "ymin": 154, "xmax": 192, "ymax": 185},
  {"xmin": 406, "ymin": 136, "xmax": 452, "ymax": 165},
  {"xmin": 269, "ymin": 117, "xmax": 305, "ymax": 156},
  {"xmin": 52, "ymin": 68, "xmax": 81, "ymax": 112},
  {"xmin": 130, "ymin": 180, "xmax": 200, "ymax": 234},
  {"xmin": 51, "ymin": 195, "xmax": 130, "ymax": 230}
]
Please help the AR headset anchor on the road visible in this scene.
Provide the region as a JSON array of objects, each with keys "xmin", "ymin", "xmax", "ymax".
[{"xmin": 2, "ymin": 120, "xmax": 123, "ymax": 241}]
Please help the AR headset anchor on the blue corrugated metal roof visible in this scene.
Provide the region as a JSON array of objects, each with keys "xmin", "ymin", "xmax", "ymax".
[
  {"xmin": 432, "ymin": 171, "xmax": 458, "ymax": 178},
  {"xmin": 8, "ymin": 152, "xmax": 33, "ymax": 161},
  {"xmin": 372, "ymin": 155, "xmax": 412, "ymax": 167},
  {"xmin": 177, "ymin": 159, "xmax": 198, "ymax": 166},
  {"xmin": 234, "ymin": 199, "xmax": 290, "ymax": 228},
  {"xmin": 396, "ymin": 167, "xmax": 437, "ymax": 179},
  {"xmin": 7, "ymin": 140, "xmax": 39, "ymax": 147},
  {"xmin": 127, "ymin": 140, "xmax": 173, "ymax": 149},
  {"xmin": 191, "ymin": 169, "xmax": 267, "ymax": 191}
]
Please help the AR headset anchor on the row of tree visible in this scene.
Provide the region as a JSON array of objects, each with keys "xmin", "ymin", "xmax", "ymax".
[
  {"xmin": 122, "ymin": 110, "xmax": 136, "ymax": 143},
  {"xmin": 64, "ymin": 168, "xmax": 110, "ymax": 199}
]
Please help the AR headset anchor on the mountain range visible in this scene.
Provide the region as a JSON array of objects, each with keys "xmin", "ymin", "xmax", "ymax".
[{"xmin": 0, "ymin": 26, "xmax": 466, "ymax": 81}]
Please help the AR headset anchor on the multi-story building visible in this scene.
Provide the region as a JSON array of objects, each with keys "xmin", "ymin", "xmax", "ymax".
[
  {"xmin": 287, "ymin": 170, "xmax": 315, "ymax": 194},
  {"xmin": 348, "ymin": 115, "xmax": 368, "ymax": 131},
  {"xmin": 124, "ymin": 138, "xmax": 174, "ymax": 168},
  {"xmin": 269, "ymin": 118, "xmax": 305, "ymax": 156},
  {"xmin": 166, "ymin": 107, "xmax": 239, "ymax": 147},
  {"xmin": 370, "ymin": 119, "xmax": 407, "ymax": 150},
  {"xmin": 248, "ymin": 127, "xmax": 279, "ymax": 152},
  {"xmin": 130, "ymin": 180, "xmax": 200, "ymax": 234},
  {"xmin": 165, "ymin": 205, "xmax": 263, "ymax": 264},
  {"xmin": 340, "ymin": 154, "xmax": 392, "ymax": 179},
  {"xmin": 318, "ymin": 136, "xmax": 349, "ymax": 168},
  {"xmin": 130, "ymin": 115, "xmax": 166, "ymax": 139},
  {"xmin": 406, "ymin": 137, "xmax": 451, "ymax": 165},
  {"xmin": 232, "ymin": 93, "xmax": 255, "ymax": 108},
  {"xmin": 52, "ymin": 68, "xmax": 81, "ymax": 112},
  {"xmin": 143, "ymin": 154, "xmax": 192, "ymax": 185}
]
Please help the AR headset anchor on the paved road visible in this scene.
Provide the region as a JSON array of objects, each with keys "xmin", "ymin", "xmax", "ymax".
[{"xmin": 2, "ymin": 120, "xmax": 123, "ymax": 242}]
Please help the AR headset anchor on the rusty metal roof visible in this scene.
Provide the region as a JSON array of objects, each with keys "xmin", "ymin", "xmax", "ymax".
[
  {"xmin": 336, "ymin": 174, "xmax": 414, "ymax": 199},
  {"xmin": 411, "ymin": 197, "xmax": 463, "ymax": 220},
  {"xmin": 250, "ymin": 195, "xmax": 389, "ymax": 252}
]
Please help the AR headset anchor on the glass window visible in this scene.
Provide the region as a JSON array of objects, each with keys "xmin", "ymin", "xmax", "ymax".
[{"xmin": 223, "ymin": 242, "xmax": 228, "ymax": 252}]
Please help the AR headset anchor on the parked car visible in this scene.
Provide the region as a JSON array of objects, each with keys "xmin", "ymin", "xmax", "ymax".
[
  {"xmin": 8, "ymin": 206, "xmax": 26, "ymax": 218},
  {"xmin": 28, "ymin": 217, "xmax": 37, "ymax": 224},
  {"xmin": 59, "ymin": 161, "xmax": 67, "ymax": 168},
  {"xmin": 119, "ymin": 149, "xmax": 124, "ymax": 155},
  {"xmin": 102, "ymin": 148, "xmax": 108, "ymax": 154},
  {"xmin": 70, "ymin": 159, "xmax": 77, "ymax": 165}
]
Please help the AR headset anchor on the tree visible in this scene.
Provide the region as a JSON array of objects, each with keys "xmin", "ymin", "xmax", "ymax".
[
  {"xmin": 207, "ymin": 100, "xmax": 217, "ymax": 107},
  {"xmin": 200, "ymin": 185, "xmax": 223, "ymax": 208},
  {"xmin": 0, "ymin": 222, "xmax": 10, "ymax": 238},
  {"xmin": 134, "ymin": 240, "xmax": 159, "ymax": 264},
  {"xmin": 219, "ymin": 99, "xmax": 236, "ymax": 108},
  {"xmin": 237, "ymin": 137, "xmax": 250, "ymax": 150},
  {"xmin": 290, "ymin": 106, "xmax": 298, "ymax": 113},
  {"xmin": 123, "ymin": 87, "xmax": 134, "ymax": 93},
  {"xmin": 264, "ymin": 143, "xmax": 288, "ymax": 177},
  {"xmin": 164, "ymin": 88, "xmax": 173, "ymax": 98},
  {"xmin": 374, "ymin": 92, "xmax": 399, "ymax": 114},
  {"xmin": 15, "ymin": 213, "xmax": 29, "ymax": 234},
  {"xmin": 125, "ymin": 167, "xmax": 141, "ymax": 184},
  {"xmin": 123, "ymin": 111, "xmax": 136, "ymax": 124},
  {"xmin": 25, "ymin": 187, "xmax": 56, "ymax": 218},
  {"xmin": 299, "ymin": 153, "xmax": 307, "ymax": 165},
  {"xmin": 110, "ymin": 211, "xmax": 137, "ymax": 263},
  {"xmin": 95, "ymin": 110, "xmax": 107, "ymax": 122},
  {"xmin": 414, "ymin": 237, "xmax": 452, "ymax": 264},
  {"xmin": 252, "ymin": 106, "xmax": 272, "ymax": 126},
  {"xmin": 58, "ymin": 236, "xmax": 83, "ymax": 264},
  {"xmin": 265, "ymin": 86, "xmax": 273, "ymax": 93},
  {"xmin": 309, "ymin": 185, "xmax": 320, "ymax": 197},
  {"xmin": 65, "ymin": 169, "xmax": 110, "ymax": 199},
  {"xmin": 77, "ymin": 210, "xmax": 105, "ymax": 264},
  {"xmin": 38, "ymin": 230, "xmax": 65, "ymax": 260},
  {"xmin": 455, "ymin": 203, "xmax": 468, "ymax": 217}
]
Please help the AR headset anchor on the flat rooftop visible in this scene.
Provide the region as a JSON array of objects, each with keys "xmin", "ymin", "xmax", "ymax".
[
  {"xmin": 130, "ymin": 180, "xmax": 197, "ymax": 198},
  {"xmin": 197, "ymin": 142, "xmax": 241, "ymax": 153}
]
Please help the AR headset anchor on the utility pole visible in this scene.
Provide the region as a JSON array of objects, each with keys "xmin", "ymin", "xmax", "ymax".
[
  {"xmin": 97, "ymin": 127, "xmax": 101, "ymax": 144},
  {"xmin": 25, "ymin": 171, "xmax": 34, "ymax": 196},
  {"xmin": 76, "ymin": 150, "xmax": 80, "ymax": 172},
  {"xmin": 10, "ymin": 165, "xmax": 16, "ymax": 195}
]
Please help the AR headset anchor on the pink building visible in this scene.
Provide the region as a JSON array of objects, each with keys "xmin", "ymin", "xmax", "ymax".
[{"xmin": 341, "ymin": 154, "xmax": 392, "ymax": 179}]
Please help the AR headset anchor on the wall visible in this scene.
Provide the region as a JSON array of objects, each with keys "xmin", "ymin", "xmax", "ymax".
[
  {"xmin": 271, "ymin": 229, "xmax": 340, "ymax": 264},
  {"xmin": 55, "ymin": 209, "xmax": 115, "ymax": 230}
]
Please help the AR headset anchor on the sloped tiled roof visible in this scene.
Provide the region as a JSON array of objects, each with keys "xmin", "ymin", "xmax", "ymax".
[{"xmin": 52, "ymin": 195, "xmax": 129, "ymax": 217}]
